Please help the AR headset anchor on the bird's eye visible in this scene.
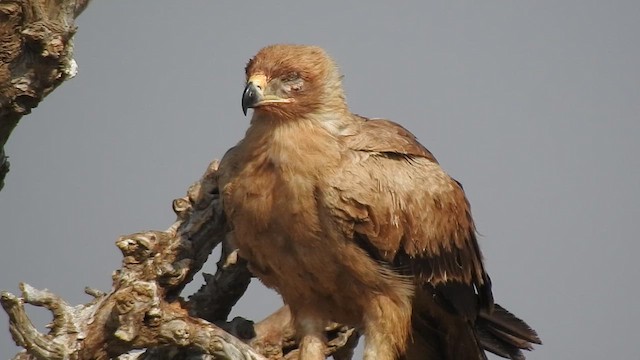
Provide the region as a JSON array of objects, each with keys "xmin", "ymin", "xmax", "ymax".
[
  {"xmin": 281, "ymin": 72, "xmax": 304, "ymax": 92},
  {"xmin": 281, "ymin": 72, "xmax": 300, "ymax": 82}
]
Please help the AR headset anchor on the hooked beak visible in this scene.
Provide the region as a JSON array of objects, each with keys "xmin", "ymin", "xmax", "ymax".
[
  {"xmin": 242, "ymin": 81, "xmax": 260, "ymax": 116},
  {"xmin": 241, "ymin": 74, "xmax": 293, "ymax": 115}
]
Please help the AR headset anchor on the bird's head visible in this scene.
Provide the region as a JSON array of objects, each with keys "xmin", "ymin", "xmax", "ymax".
[{"xmin": 242, "ymin": 44, "xmax": 347, "ymax": 121}]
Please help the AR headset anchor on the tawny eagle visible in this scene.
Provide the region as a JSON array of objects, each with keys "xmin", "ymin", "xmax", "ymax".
[{"xmin": 217, "ymin": 44, "xmax": 540, "ymax": 360}]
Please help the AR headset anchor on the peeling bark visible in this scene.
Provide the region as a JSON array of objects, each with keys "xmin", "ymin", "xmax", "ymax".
[{"xmin": 0, "ymin": 0, "xmax": 86, "ymax": 191}]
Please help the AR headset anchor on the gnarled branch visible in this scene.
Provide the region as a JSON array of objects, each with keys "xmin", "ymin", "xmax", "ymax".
[
  {"xmin": 2, "ymin": 160, "xmax": 358, "ymax": 359},
  {"xmin": 0, "ymin": 1, "xmax": 360, "ymax": 357}
]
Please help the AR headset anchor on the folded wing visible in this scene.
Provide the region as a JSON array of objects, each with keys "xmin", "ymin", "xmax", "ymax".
[{"xmin": 323, "ymin": 117, "xmax": 493, "ymax": 317}]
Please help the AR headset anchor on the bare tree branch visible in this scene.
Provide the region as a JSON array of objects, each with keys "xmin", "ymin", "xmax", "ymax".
[
  {"xmin": 0, "ymin": 1, "xmax": 360, "ymax": 358},
  {"xmin": 1, "ymin": 159, "xmax": 358, "ymax": 359},
  {"xmin": 1, "ymin": 161, "xmax": 266, "ymax": 360},
  {"xmin": 188, "ymin": 238, "xmax": 252, "ymax": 325}
]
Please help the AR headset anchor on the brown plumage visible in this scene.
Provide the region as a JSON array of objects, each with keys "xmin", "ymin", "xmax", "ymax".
[{"xmin": 218, "ymin": 44, "xmax": 540, "ymax": 360}]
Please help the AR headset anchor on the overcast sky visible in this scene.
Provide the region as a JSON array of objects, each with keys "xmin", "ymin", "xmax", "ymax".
[{"xmin": 1, "ymin": 1, "xmax": 639, "ymax": 359}]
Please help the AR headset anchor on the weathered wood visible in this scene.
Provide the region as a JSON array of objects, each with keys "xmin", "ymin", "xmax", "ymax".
[
  {"xmin": 188, "ymin": 237, "xmax": 252, "ymax": 325},
  {"xmin": 0, "ymin": 2, "xmax": 359, "ymax": 357},
  {"xmin": 1, "ymin": 161, "xmax": 262, "ymax": 359},
  {"xmin": 0, "ymin": 0, "xmax": 88, "ymax": 191},
  {"xmin": 1, "ymin": 159, "xmax": 357, "ymax": 359}
]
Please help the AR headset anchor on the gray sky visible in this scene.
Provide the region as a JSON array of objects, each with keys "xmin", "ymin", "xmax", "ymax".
[{"xmin": 1, "ymin": 1, "xmax": 639, "ymax": 358}]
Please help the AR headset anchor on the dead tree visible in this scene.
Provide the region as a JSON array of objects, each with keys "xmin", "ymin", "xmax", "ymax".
[{"xmin": 0, "ymin": 1, "xmax": 358, "ymax": 359}]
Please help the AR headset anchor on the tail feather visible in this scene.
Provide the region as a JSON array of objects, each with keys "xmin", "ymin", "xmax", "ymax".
[
  {"xmin": 484, "ymin": 325, "xmax": 533, "ymax": 350},
  {"xmin": 406, "ymin": 311, "xmax": 488, "ymax": 360},
  {"xmin": 479, "ymin": 304, "xmax": 542, "ymax": 345},
  {"xmin": 476, "ymin": 303, "xmax": 541, "ymax": 359},
  {"xmin": 406, "ymin": 288, "xmax": 540, "ymax": 360},
  {"xmin": 476, "ymin": 327, "xmax": 526, "ymax": 360},
  {"xmin": 406, "ymin": 287, "xmax": 489, "ymax": 360}
]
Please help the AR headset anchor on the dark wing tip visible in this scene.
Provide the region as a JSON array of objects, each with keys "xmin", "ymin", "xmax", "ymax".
[
  {"xmin": 476, "ymin": 303, "xmax": 541, "ymax": 359},
  {"xmin": 484, "ymin": 304, "xmax": 542, "ymax": 345}
]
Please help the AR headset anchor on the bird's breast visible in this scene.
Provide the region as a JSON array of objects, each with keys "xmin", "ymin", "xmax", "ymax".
[
  {"xmin": 220, "ymin": 123, "xmax": 391, "ymax": 324},
  {"xmin": 224, "ymin": 122, "xmax": 341, "ymax": 232},
  {"xmin": 222, "ymin": 146, "xmax": 335, "ymax": 293},
  {"xmin": 223, "ymin": 152, "xmax": 318, "ymax": 228}
]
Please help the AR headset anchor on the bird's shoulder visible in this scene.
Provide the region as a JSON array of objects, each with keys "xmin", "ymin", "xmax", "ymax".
[
  {"xmin": 340, "ymin": 115, "xmax": 438, "ymax": 163},
  {"xmin": 325, "ymin": 114, "xmax": 469, "ymax": 250},
  {"xmin": 216, "ymin": 142, "xmax": 244, "ymax": 186}
]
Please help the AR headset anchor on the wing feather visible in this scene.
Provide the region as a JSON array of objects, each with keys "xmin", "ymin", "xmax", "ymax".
[{"xmin": 323, "ymin": 117, "xmax": 493, "ymax": 313}]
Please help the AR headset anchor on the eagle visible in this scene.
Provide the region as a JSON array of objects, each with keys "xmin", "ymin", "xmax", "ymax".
[{"xmin": 217, "ymin": 44, "xmax": 540, "ymax": 360}]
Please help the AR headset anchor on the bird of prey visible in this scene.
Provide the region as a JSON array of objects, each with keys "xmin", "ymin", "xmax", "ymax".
[{"xmin": 217, "ymin": 44, "xmax": 540, "ymax": 360}]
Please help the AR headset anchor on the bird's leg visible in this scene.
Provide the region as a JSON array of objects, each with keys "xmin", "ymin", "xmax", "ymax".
[
  {"xmin": 363, "ymin": 324, "xmax": 397, "ymax": 360},
  {"xmin": 296, "ymin": 316, "xmax": 327, "ymax": 360},
  {"xmin": 363, "ymin": 295, "xmax": 412, "ymax": 360}
]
